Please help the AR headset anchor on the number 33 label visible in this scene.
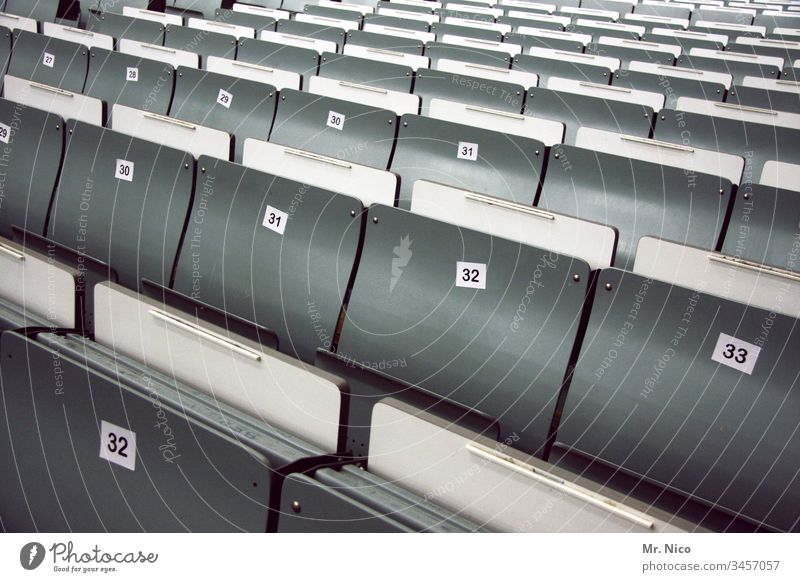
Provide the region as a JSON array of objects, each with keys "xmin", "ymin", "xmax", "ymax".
[
  {"xmin": 711, "ymin": 332, "xmax": 761, "ymax": 375},
  {"xmin": 456, "ymin": 261, "xmax": 486, "ymax": 289},
  {"xmin": 99, "ymin": 420, "xmax": 137, "ymax": 471}
]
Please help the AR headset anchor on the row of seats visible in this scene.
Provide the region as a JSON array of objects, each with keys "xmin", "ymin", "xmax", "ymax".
[{"xmin": 0, "ymin": 0, "xmax": 798, "ymax": 534}]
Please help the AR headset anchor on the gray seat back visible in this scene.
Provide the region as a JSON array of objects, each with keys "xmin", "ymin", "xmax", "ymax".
[
  {"xmin": 86, "ymin": 9, "xmax": 166, "ymax": 46},
  {"xmin": 414, "ymin": 67, "xmax": 525, "ymax": 114},
  {"xmin": 9, "ymin": 30, "xmax": 88, "ymax": 93},
  {"xmin": 164, "ymin": 24, "xmax": 238, "ymax": 65},
  {"xmin": 237, "ymin": 37, "xmax": 320, "ymax": 80},
  {"xmin": 318, "ymin": 51, "xmax": 413, "ymax": 92}
]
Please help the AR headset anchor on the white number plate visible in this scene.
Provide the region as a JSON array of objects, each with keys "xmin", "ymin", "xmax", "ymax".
[
  {"xmin": 217, "ymin": 88, "xmax": 233, "ymax": 108},
  {"xmin": 262, "ymin": 205, "xmax": 288, "ymax": 235},
  {"xmin": 327, "ymin": 110, "xmax": 345, "ymax": 130},
  {"xmin": 711, "ymin": 332, "xmax": 761, "ymax": 375},
  {"xmin": 115, "ymin": 159, "xmax": 134, "ymax": 182},
  {"xmin": 456, "ymin": 261, "xmax": 486, "ymax": 289},
  {"xmin": 99, "ymin": 420, "xmax": 137, "ymax": 471},
  {"xmin": 457, "ymin": 141, "xmax": 478, "ymax": 161}
]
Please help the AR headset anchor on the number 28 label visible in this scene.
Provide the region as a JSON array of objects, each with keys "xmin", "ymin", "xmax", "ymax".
[
  {"xmin": 99, "ymin": 420, "xmax": 136, "ymax": 471},
  {"xmin": 456, "ymin": 261, "xmax": 486, "ymax": 289},
  {"xmin": 711, "ymin": 332, "xmax": 761, "ymax": 375}
]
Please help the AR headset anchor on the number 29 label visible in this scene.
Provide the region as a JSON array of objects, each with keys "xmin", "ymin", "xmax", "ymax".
[
  {"xmin": 711, "ymin": 332, "xmax": 761, "ymax": 375},
  {"xmin": 99, "ymin": 420, "xmax": 137, "ymax": 471}
]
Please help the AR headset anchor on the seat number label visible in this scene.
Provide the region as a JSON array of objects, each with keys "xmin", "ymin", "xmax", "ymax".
[
  {"xmin": 457, "ymin": 142, "xmax": 478, "ymax": 161},
  {"xmin": 126, "ymin": 67, "xmax": 139, "ymax": 82},
  {"xmin": 456, "ymin": 261, "xmax": 486, "ymax": 289},
  {"xmin": 43, "ymin": 52, "xmax": 55, "ymax": 68},
  {"xmin": 99, "ymin": 420, "xmax": 137, "ymax": 471},
  {"xmin": 0, "ymin": 122, "xmax": 10, "ymax": 144},
  {"xmin": 711, "ymin": 332, "xmax": 761, "ymax": 375},
  {"xmin": 217, "ymin": 88, "xmax": 233, "ymax": 108},
  {"xmin": 115, "ymin": 159, "xmax": 134, "ymax": 182},
  {"xmin": 327, "ymin": 110, "xmax": 345, "ymax": 130},
  {"xmin": 263, "ymin": 205, "xmax": 288, "ymax": 235}
]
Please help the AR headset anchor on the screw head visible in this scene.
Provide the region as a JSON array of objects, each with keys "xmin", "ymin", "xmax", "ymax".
[
  {"xmin": 554, "ymin": 153, "xmax": 560, "ymax": 159},
  {"xmin": 605, "ymin": 283, "xmax": 613, "ymax": 291},
  {"xmin": 201, "ymin": 167, "xmax": 206, "ymax": 173},
  {"xmin": 573, "ymin": 274, "xmax": 580, "ymax": 282},
  {"xmin": 743, "ymin": 193, "xmax": 750, "ymax": 199},
  {"xmin": 350, "ymin": 210, "xmax": 356, "ymax": 217},
  {"xmin": 291, "ymin": 501, "xmax": 301, "ymax": 513},
  {"xmin": 373, "ymin": 216, "xmax": 379, "ymax": 224}
]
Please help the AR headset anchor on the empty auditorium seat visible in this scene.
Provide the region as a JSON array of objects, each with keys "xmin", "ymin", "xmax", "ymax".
[
  {"xmin": 269, "ymin": 89, "xmax": 397, "ymax": 169},
  {"xmin": 171, "ymin": 155, "xmax": 363, "ymax": 363},
  {"xmin": 272, "ymin": 18, "xmax": 346, "ymax": 52},
  {"xmin": 46, "ymin": 120, "xmax": 195, "ymax": 291},
  {"xmin": 612, "ymin": 63, "xmax": 729, "ymax": 108},
  {"xmin": 514, "ymin": 47, "xmax": 617, "ymax": 86},
  {"xmin": 342, "ymin": 42, "xmax": 430, "ymax": 70},
  {"xmin": 537, "ymin": 144, "xmax": 734, "ymax": 270},
  {"xmin": 213, "ymin": 7, "xmax": 276, "ymax": 34},
  {"xmin": 43, "ymin": 22, "xmax": 114, "ymax": 50},
  {"xmin": 8, "ymin": 30, "xmax": 88, "ymax": 93},
  {"xmin": 168, "ymin": 66, "xmax": 278, "ymax": 162},
  {"xmin": 123, "ymin": 5, "xmax": 183, "ymax": 26},
  {"xmin": 336, "ymin": 204, "xmax": 590, "ymax": 457},
  {"xmin": 206, "ymin": 55, "xmax": 301, "ymax": 90},
  {"xmin": 346, "ymin": 29, "xmax": 428, "ymax": 53},
  {"xmin": 727, "ymin": 79, "xmax": 800, "ymax": 114},
  {"xmin": 4, "ymin": 0, "xmax": 61, "ymax": 23},
  {"xmin": 678, "ymin": 48, "xmax": 783, "ymax": 84},
  {"xmin": 586, "ymin": 36, "xmax": 680, "ymax": 67},
  {"xmin": 86, "ymin": 9, "xmax": 166, "ymax": 46},
  {"xmin": 164, "ymin": 24, "xmax": 237, "ymax": 65},
  {"xmin": 119, "ymin": 38, "xmax": 200, "ymax": 68},
  {"xmin": 644, "ymin": 27, "xmax": 727, "ymax": 53},
  {"xmin": 0, "ymin": 11, "xmax": 37, "ymax": 34},
  {"xmin": 168, "ymin": 0, "xmax": 223, "ymax": 20},
  {"xmin": 237, "ymin": 37, "xmax": 320, "ymax": 83},
  {"xmin": 505, "ymin": 27, "xmax": 589, "ymax": 53},
  {"xmin": 554, "ymin": 268, "xmax": 800, "ymax": 533},
  {"xmin": 414, "ymin": 67, "xmax": 525, "ymax": 114},
  {"xmin": 317, "ymin": 51, "xmax": 414, "ymax": 92}
]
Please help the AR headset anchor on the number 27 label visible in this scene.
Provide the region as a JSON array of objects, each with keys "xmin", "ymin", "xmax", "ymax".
[
  {"xmin": 99, "ymin": 420, "xmax": 136, "ymax": 471},
  {"xmin": 711, "ymin": 332, "xmax": 761, "ymax": 375}
]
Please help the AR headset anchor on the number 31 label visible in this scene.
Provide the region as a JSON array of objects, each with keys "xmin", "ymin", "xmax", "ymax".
[
  {"xmin": 456, "ymin": 261, "xmax": 486, "ymax": 289},
  {"xmin": 457, "ymin": 141, "xmax": 478, "ymax": 161},
  {"xmin": 99, "ymin": 420, "xmax": 137, "ymax": 471},
  {"xmin": 262, "ymin": 205, "xmax": 288, "ymax": 235},
  {"xmin": 711, "ymin": 332, "xmax": 761, "ymax": 375}
]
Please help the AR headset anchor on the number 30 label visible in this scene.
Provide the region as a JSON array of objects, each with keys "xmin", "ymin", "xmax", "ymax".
[
  {"xmin": 711, "ymin": 332, "xmax": 761, "ymax": 375},
  {"xmin": 115, "ymin": 159, "xmax": 134, "ymax": 182},
  {"xmin": 99, "ymin": 420, "xmax": 137, "ymax": 471},
  {"xmin": 327, "ymin": 110, "xmax": 345, "ymax": 130},
  {"xmin": 456, "ymin": 261, "xmax": 486, "ymax": 289}
]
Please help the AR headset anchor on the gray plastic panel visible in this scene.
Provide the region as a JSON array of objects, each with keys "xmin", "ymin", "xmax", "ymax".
[
  {"xmin": 431, "ymin": 21, "xmax": 503, "ymax": 42},
  {"xmin": 0, "ymin": 26, "xmax": 10, "ymax": 90},
  {"xmin": 677, "ymin": 54, "xmax": 781, "ymax": 84},
  {"xmin": 377, "ymin": 1, "xmax": 433, "ymax": 15},
  {"xmin": 47, "ymin": 120, "xmax": 194, "ymax": 291},
  {"xmin": 691, "ymin": 7, "xmax": 753, "ymax": 26},
  {"xmin": 654, "ymin": 108, "xmax": 800, "ymax": 182},
  {"xmin": 8, "ymin": 30, "xmax": 88, "ymax": 93},
  {"xmin": 635, "ymin": 3, "xmax": 691, "ymax": 20},
  {"xmin": 505, "ymin": 31, "xmax": 584, "ymax": 53},
  {"xmin": 755, "ymin": 13, "xmax": 800, "ymax": 33},
  {"xmin": 0, "ymin": 331, "xmax": 273, "ymax": 532},
  {"xmin": 319, "ymin": 51, "xmax": 413, "ymax": 92},
  {"xmin": 0, "ymin": 98, "xmax": 64, "ymax": 239},
  {"xmin": 345, "ymin": 30, "xmax": 425, "ymax": 55},
  {"xmin": 643, "ymin": 31, "xmax": 724, "ymax": 52},
  {"xmin": 172, "ymin": 156, "xmax": 363, "ymax": 363},
  {"xmin": 84, "ymin": 48, "xmax": 175, "ymax": 118},
  {"xmin": 727, "ymin": 84, "xmax": 800, "ymax": 114},
  {"xmin": 337, "ymin": 205, "xmax": 589, "ymax": 457},
  {"xmin": 85, "ymin": 9, "xmax": 166, "ymax": 46},
  {"xmin": 169, "ymin": 66, "xmax": 277, "ymax": 161},
  {"xmin": 305, "ymin": 4, "xmax": 363, "ymax": 23},
  {"xmin": 96, "ymin": 0, "xmax": 155, "ymax": 12},
  {"xmin": 582, "ymin": 0, "xmax": 635, "ymax": 14},
  {"xmin": 722, "ymin": 184, "xmax": 800, "ymax": 270},
  {"xmin": 414, "ymin": 67, "xmax": 524, "ymax": 113},
  {"xmin": 513, "ymin": 52, "xmax": 612, "ymax": 85},
  {"xmin": 436, "ymin": 8, "xmax": 493, "ymax": 22},
  {"xmin": 612, "ymin": 69, "xmax": 726, "ymax": 109},
  {"xmin": 556, "ymin": 269, "xmax": 800, "ymax": 533},
  {"xmin": 425, "ymin": 41, "xmax": 511, "ymax": 69},
  {"xmin": 499, "ymin": 15, "xmax": 566, "ymax": 33},
  {"xmin": 390, "ymin": 113, "xmax": 543, "ymax": 208},
  {"xmin": 690, "ymin": 24, "xmax": 762, "ymax": 39},
  {"xmin": 537, "ymin": 144, "xmax": 733, "ymax": 270},
  {"xmin": 237, "ymin": 37, "xmax": 320, "ymax": 79},
  {"xmin": 169, "ymin": 0, "xmax": 222, "ymax": 20},
  {"xmin": 4, "ymin": 0, "xmax": 59, "ymax": 23},
  {"xmin": 214, "ymin": 7, "xmax": 276, "ymax": 35},
  {"xmin": 568, "ymin": 22, "xmax": 640, "ymax": 40},
  {"xmin": 363, "ymin": 12, "xmax": 431, "ymax": 32},
  {"xmin": 728, "ymin": 41, "xmax": 800, "ymax": 64},
  {"xmin": 524, "ymin": 86, "xmax": 653, "ymax": 145},
  {"xmin": 164, "ymin": 24, "xmax": 238, "ymax": 65},
  {"xmin": 276, "ymin": 19, "xmax": 346, "ymax": 49},
  {"xmin": 270, "ymin": 88, "xmax": 397, "ymax": 168},
  {"xmin": 587, "ymin": 42, "xmax": 676, "ymax": 68}
]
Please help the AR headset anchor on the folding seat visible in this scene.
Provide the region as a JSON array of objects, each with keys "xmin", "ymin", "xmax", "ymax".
[
  {"xmin": 435, "ymin": 58, "xmax": 538, "ymax": 91},
  {"xmin": 0, "ymin": 11, "xmax": 37, "ymax": 34},
  {"xmin": 84, "ymin": 48, "xmax": 175, "ymax": 120},
  {"xmin": 499, "ymin": 0, "xmax": 557, "ymax": 16},
  {"xmin": 377, "ymin": 6, "xmax": 438, "ymax": 25},
  {"xmin": 690, "ymin": 21, "xmax": 767, "ymax": 38},
  {"xmin": 612, "ymin": 63, "xmax": 730, "ymax": 107},
  {"xmin": 758, "ymin": 160, "xmax": 800, "ymax": 190},
  {"xmin": 727, "ymin": 77, "xmax": 800, "ymax": 114},
  {"xmin": 269, "ymin": 89, "xmax": 397, "ymax": 169},
  {"xmin": 635, "ymin": 1, "xmax": 693, "ymax": 20},
  {"xmin": 431, "ymin": 21, "xmax": 505, "ymax": 41},
  {"xmin": 678, "ymin": 48, "xmax": 783, "ymax": 84},
  {"xmin": 414, "ymin": 67, "xmax": 525, "ymax": 114},
  {"xmin": 586, "ymin": 36, "xmax": 681, "ymax": 67},
  {"xmin": 655, "ymin": 103, "xmax": 800, "ymax": 182},
  {"xmin": 261, "ymin": 20, "xmax": 345, "ymax": 54},
  {"xmin": 581, "ymin": 0, "xmax": 636, "ymax": 15},
  {"xmin": 620, "ymin": 13, "xmax": 689, "ymax": 33},
  {"xmin": 362, "ymin": 12, "xmax": 433, "ymax": 37},
  {"xmin": 167, "ymin": 0, "xmax": 223, "ymax": 20},
  {"xmin": 634, "ymin": 236, "xmax": 800, "ymax": 319},
  {"xmin": 514, "ymin": 48, "xmax": 618, "ymax": 86},
  {"xmin": 170, "ymin": 155, "xmax": 363, "ymax": 363},
  {"xmin": 232, "ymin": 2, "xmax": 289, "ymax": 22},
  {"xmin": 7, "ymin": 30, "xmax": 88, "ymax": 93},
  {"xmin": 46, "ymin": 120, "xmax": 194, "ymax": 293},
  {"xmin": 163, "ymin": 24, "xmax": 238, "ymax": 65},
  {"xmin": 523, "ymin": 85, "xmax": 654, "ymax": 145},
  {"xmin": 335, "ymin": 204, "xmax": 590, "ymax": 457},
  {"xmin": 568, "ymin": 18, "xmax": 644, "ymax": 41},
  {"xmin": 122, "ymin": 5, "xmax": 183, "ymax": 26},
  {"xmin": 185, "ymin": 16, "xmax": 256, "ymax": 39},
  {"xmin": 345, "ymin": 29, "xmax": 428, "ymax": 54},
  {"xmin": 536, "ymin": 144, "xmax": 734, "ymax": 269},
  {"xmin": 344, "ymin": 43, "xmax": 430, "ymax": 71},
  {"xmin": 498, "ymin": 13, "xmax": 571, "ymax": 33},
  {"xmin": 551, "ymin": 76, "xmax": 663, "ymax": 109},
  {"xmin": 691, "ymin": 6, "xmax": 756, "ymax": 26},
  {"xmin": 243, "ymin": 137, "xmax": 398, "ymax": 206},
  {"xmin": 505, "ymin": 27, "xmax": 589, "ymax": 52},
  {"xmin": 42, "ymin": 22, "xmax": 114, "ymax": 50},
  {"xmin": 300, "ymin": 5, "xmax": 363, "ymax": 31},
  {"xmin": 207, "ymin": 55, "xmax": 301, "ymax": 90},
  {"xmin": 318, "ymin": 0, "xmax": 375, "ymax": 16},
  {"xmin": 166, "ymin": 66, "xmax": 277, "ymax": 162},
  {"xmin": 424, "ymin": 40, "xmax": 515, "ymax": 69},
  {"xmin": 212, "ymin": 7, "xmax": 276, "ymax": 35},
  {"xmin": 442, "ymin": 2, "xmax": 503, "ymax": 18},
  {"xmin": 770, "ymin": 27, "xmax": 800, "ymax": 41},
  {"xmin": 378, "ymin": 0, "xmax": 437, "ymax": 15},
  {"xmin": 119, "ymin": 38, "xmax": 200, "ymax": 68},
  {"xmin": 440, "ymin": 16, "xmax": 512, "ymax": 36},
  {"xmin": 728, "ymin": 36, "xmax": 800, "ymax": 63},
  {"xmin": 237, "ymin": 37, "xmax": 320, "ymax": 85},
  {"xmin": 755, "ymin": 10, "xmax": 800, "ymax": 33},
  {"xmin": 644, "ymin": 28, "xmax": 727, "ymax": 52},
  {"xmin": 410, "ymin": 180, "xmax": 615, "ymax": 269},
  {"xmin": 553, "ymin": 268, "xmax": 800, "ymax": 532},
  {"xmin": 390, "ymin": 113, "xmax": 544, "ymax": 207},
  {"xmin": 317, "ymin": 51, "xmax": 413, "ymax": 92},
  {"xmin": 722, "ymin": 183, "xmax": 800, "ymax": 271},
  {"xmin": 283, "ymin": 0, "xmax": 321, "ymax": 12},
  {"xmin": 360, "ymin": 398, "xmax": 696, "ymax": 531},
  {"xmin": 97, "ymin": 0, "xmax": 161, "ymax": 14},
  {"xmin": 3, "ymin": 0, "xmax": 61, "ymax": 24},
  {"xmin": 85, "ymin": 10, "xmax": 166, "ymax": 46},
  {"xmin": 558, "ymin": 7, "xmax": 618, "ymax": 23}
]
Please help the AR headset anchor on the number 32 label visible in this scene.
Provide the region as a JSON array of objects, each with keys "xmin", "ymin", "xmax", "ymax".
[
  {"xmin": 99, "ymin": 420, "xmax": 137, "ymax": 471},
  {"xmin": 456, "ymin": 261, "xmax": 486, "ymax": 289},
  {"xmin": 711, "ymin": 332, "xmax": 761, "ymax": 375}
]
